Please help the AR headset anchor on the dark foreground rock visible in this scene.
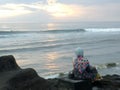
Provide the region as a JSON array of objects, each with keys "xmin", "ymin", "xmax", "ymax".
[
  {"xmin": 0, "ymin": 55, "xmax": 120, "ymax": 90},
  {"xmin": 92, "ymin": 74, "xmax": 120, "ymax": 90},
  {"xmin": 0, "ymin": 55, "xmax": 51, "ymax": 90}
]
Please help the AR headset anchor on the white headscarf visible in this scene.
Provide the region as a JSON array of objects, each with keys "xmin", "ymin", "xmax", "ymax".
[{"xmin": 75, "ymin": 47, "xmax": 84, "ymax": 57}]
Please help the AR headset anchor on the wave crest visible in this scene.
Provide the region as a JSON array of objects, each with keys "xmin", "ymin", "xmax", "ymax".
[
  {"xmin": 86, "ymin": 28, "xmax": 120, "ymax": 32},
  {"xmin": 42, "ymin": 29, "xmax": 85, "ymax": 33}
]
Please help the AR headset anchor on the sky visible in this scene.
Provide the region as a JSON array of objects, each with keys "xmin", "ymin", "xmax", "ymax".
[{"xmin": 0, "ymin": 0, "xmax": 120, "ymax": 23}]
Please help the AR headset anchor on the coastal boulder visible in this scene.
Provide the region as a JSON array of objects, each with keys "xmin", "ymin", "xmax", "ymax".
[
  {"xmin": 7, "ymin": 68, "xmax": 50, "ymax": 90},
  {"xmin": 93, "ymin": 74, "xmax": 120, "ymax": 90},
  {"xmin": 0, "ymin": 55, "xmax": 50, "ymax": 90},
  {"xmin": 0, "ymin": 55, "xmax": 20, "ymax": 72}
]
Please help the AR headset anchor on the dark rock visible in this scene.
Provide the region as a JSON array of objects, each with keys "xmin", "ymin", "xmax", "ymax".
[
  {"xmin": 8, "ymin": 68, "xmax": 50, "ymax": 90},
  {"xmin": 0, "ymin": 55, "xmax": 120, "ymax": 90},
  {"xmin": 106, "ymin": 63, "xmax": 117, "ymax": 68},
  {"xmin": 0, "ymin": 55, "xmax": 20, "ymax": 72},
  {"xmin": 0, "ymin": 55, "xmax": 50, "ymax": 90},
  {"xmin": 92, "ymin": 74, "xmax": 120, "ymax": 90},
  {"xmin": 58, "ymin": 77, "xmax": 92, "ymax": 90}
]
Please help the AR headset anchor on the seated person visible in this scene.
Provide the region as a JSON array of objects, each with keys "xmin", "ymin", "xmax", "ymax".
[{"xmin": 72, "ymin": 47, "xmax": 101, "ymax": 81}]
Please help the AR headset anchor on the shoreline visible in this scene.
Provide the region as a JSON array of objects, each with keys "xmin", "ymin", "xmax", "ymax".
[{"xmin": 0, "ymin": 55, "xmax": 120, "ymax": 90}]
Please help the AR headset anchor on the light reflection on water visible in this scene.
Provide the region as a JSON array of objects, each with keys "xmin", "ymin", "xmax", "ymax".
[
  {"xmin": 44, "ymin": 34, "xmax": 59, "ymax": 70},
  {"xmin": 45, "ymin": 52, "xmax": 59, "ymax": 70},
  {"xmin": 46, "ymin": 52, "xmax": 59, "ymax": 61},
  {"xmin": 45, "ymin": 63, "xmax": 58, "ymax": 70},
  {"xmin": 47, "ymin": 23, "xmax": 57, "ymax": 30}
]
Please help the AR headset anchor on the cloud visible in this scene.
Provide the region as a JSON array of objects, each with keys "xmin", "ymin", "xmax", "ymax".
[
  {"xmin": 0, "ymin": 4, "xmax": 33, "ymax": 18},
  {"xmin": 80, "ymin": 3, "xmax": 120, "ymax": 21},
  {"xmin": 0, "ymin": 0, "xmax": 43, "ymax": 4},
  {"xmin": 0, "ymin": 0, "xmax": 83, "ymax": 19},
  {"xmin": 45, "ymin": 3, "xmax": 83, "ymax": 18},
  {"xmin": 47, "ymin": 0, "xmax": 57, "ymax": 5},
  {"xmin": 0, "ymin": 0, "xmax": 120, "ymax": 22},
  {"xmin": 58, "ymin": 0, "xmax": 120, "ymax": 6},
  {"xmin": 0, "ymin": 2, "xmax": 47, "ymax": 19}
]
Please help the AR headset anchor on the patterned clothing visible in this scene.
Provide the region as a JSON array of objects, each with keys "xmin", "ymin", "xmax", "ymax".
[{"xmin": 73, "ymin": 57, "xmax": 98, "ymax": 80}]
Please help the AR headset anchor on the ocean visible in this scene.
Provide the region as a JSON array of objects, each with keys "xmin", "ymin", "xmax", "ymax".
[{"xmin": 0, "ymin": 22, "xmax": 120, "ymax": 78}]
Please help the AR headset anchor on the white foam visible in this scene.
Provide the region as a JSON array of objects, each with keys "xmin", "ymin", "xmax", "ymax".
[
  {"xmin": 86, "ymin": 28, "xmax": 120, "ymax": 32},
  {"xmin": 44, "ymin": 74, "xmax": 59, "ymax": 79}
]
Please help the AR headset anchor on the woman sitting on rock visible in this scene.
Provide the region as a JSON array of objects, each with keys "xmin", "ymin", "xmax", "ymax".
[{"xmin": 72, "ymin": 47, "xmax": 101, "ymax": 81}]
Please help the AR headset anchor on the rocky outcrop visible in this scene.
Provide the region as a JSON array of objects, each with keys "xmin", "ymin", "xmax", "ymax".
[
  {"xmin": 93, "ymin": 74, "xmax": 120, "ymax": 90},
  {"xmin": 49, "ymin": 74, "xmax": 120, "ymax": 90},
  {"xmin": 0, "ymin": 55, "xmax": 20, "ymax": 72},
  {"xmin": 0, "ymin": 55, "xmax": 120, "ymax": 90},
  {"xmin": 0, "ymin": 55, "xmax": 51, "ymax": 90}
]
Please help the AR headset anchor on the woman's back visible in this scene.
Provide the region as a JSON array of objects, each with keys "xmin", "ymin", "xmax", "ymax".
[{"xmin": 73, "ymin": 47, "xmax": 99, "ymax": 81}]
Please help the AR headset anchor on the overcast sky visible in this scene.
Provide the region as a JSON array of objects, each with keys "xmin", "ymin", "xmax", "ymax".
[{"xmin": 0, "ymin": 0, "xmax": 120, "ymax": 23}]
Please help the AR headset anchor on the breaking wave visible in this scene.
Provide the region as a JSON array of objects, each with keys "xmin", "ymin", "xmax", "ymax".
[
  {"xmin": 86, "ymin": 28, "xmax": 120, "ymax": 32},
  {"xmin": 0, "ymin": 28, "xmax": 120, "ymax": 35}
]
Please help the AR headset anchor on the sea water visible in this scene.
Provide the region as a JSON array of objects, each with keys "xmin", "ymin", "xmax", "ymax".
[{"xmin": 0, "ymin": 22, "xmax": 120, "ymax": 78}]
